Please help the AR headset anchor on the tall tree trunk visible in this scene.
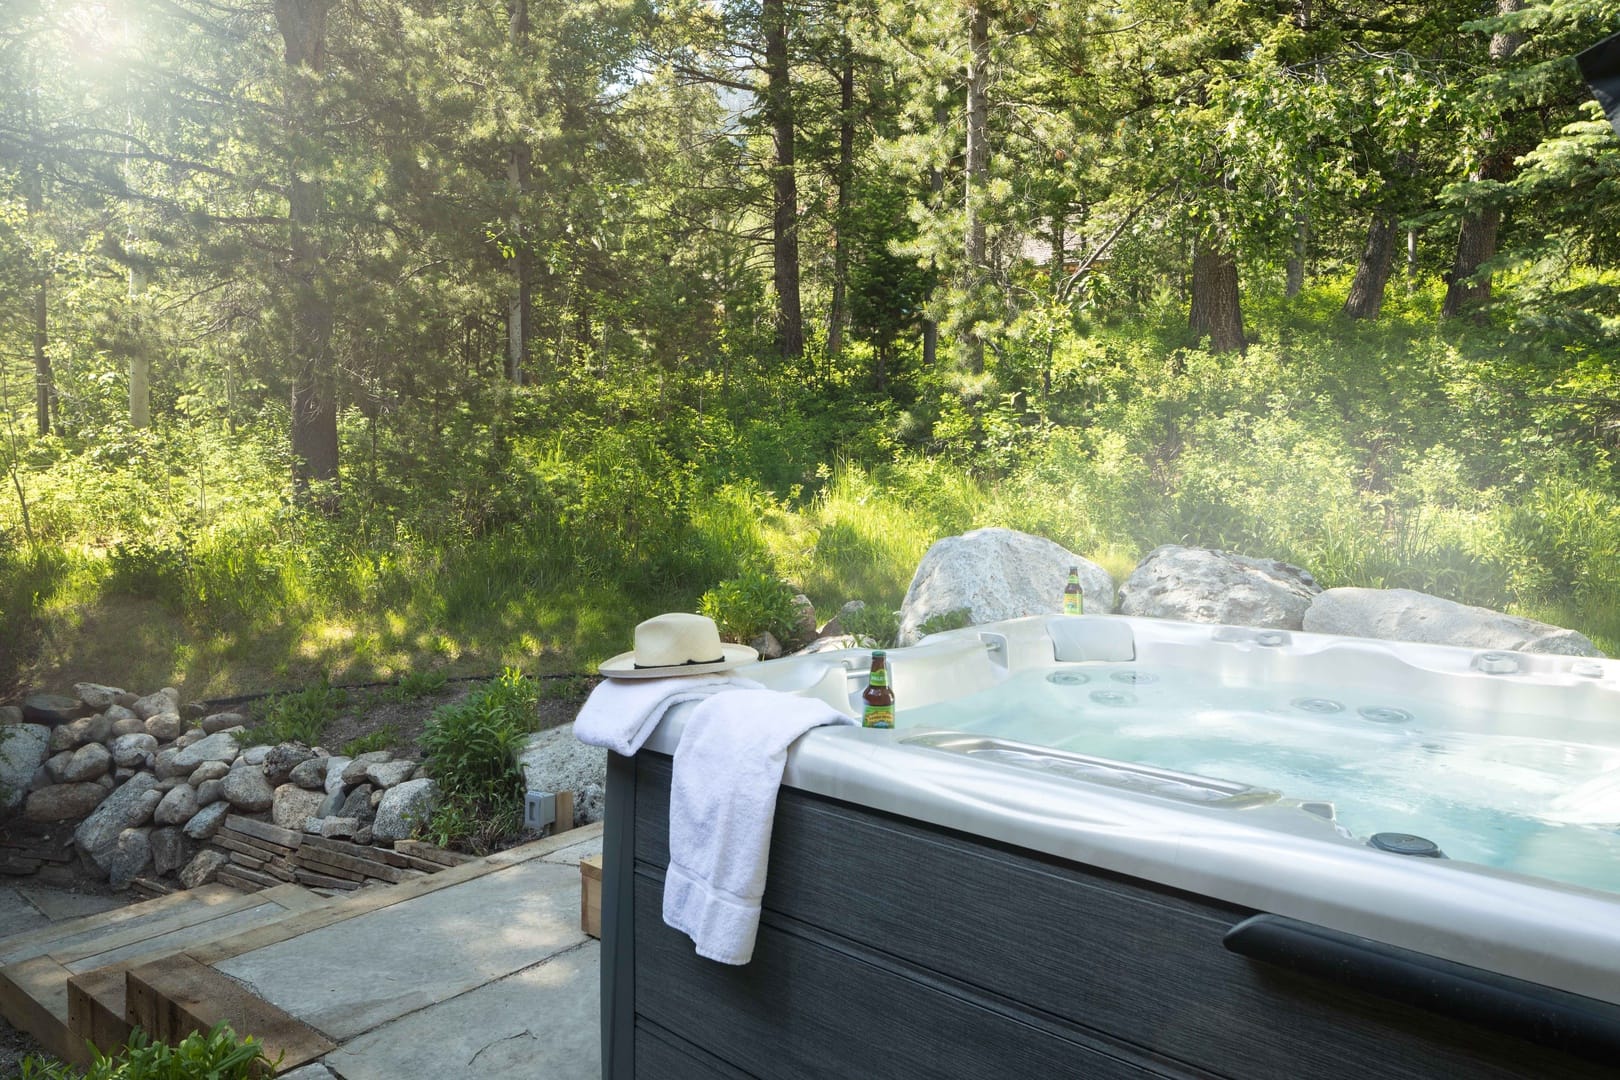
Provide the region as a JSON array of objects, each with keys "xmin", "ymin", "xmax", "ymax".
[
  {"xmin": 128, "ymin": 264, "xmax": 151, "ymax": 429},
  {"xmin": 276, "ymin": 0, "xmax": 339, "ymax": 496},
  {"xmin": 922, "ymin": 105, "xmax": 945, "ymax": 368},
  {"xmin": 1285, "ymin": 214, "xmax": 1306, "ymax": 297},
  {"xmin": 1441, "ymin": 0, "xmax": 1524, "ymax": 320},
  {"xmin": 505, "ymin": 0, "xmax": 530, "ymax": 384},
  {"xmin": 1342, "ymin": 213, "xmax": 1397, "ymax": 320},
  {"xmin": 962, "ymin": 3, "xmax": 990, "ymax": 373},
  {"xmin": 826, "ymin": 40, "xmax": 855, "ymax": 359},
  {"xmin": 763, "ymin": 0, "xmax": 802, "ymax": 360},
  {"xmin": 1189, "ymin": 233, "xmax": 1246, "ymax": 354},
  {"xmin": 1406, "ymin": 228, "xmax": 1418, "ymax": 289}
]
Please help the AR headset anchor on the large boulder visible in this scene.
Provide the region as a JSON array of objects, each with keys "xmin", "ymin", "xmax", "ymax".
[
  {"xmin": 24, "ymin": 782, "xmax": 109, "ymax": 822},
  {"xmin": 520, "ymin": 722, "xmax": 606, "ymax": 827},
  {"xmin": 149, "ymin": 827, "xmax": 192, "ymax": 876},
  {"xmin": 1117, "ymin": 545, "xmax": 1322, "ymax": 630},
  {"xmin": 74, "ymin": 774, "xmax": 162, "ymax": 856},
  {"xmin": 201, "ymin": 711, "xmax": 248, "ymax": 735},
  {"xmin": 288, "ymin": 756, "xmax": 328, "ymax": 791},
  {"xmin": 341, "ymin": 752, "xmax": 391, "ymax": 786},
  {"xmin": 144, "ymin": 712, "xmax": 185, "ymax": 742},
  {"xmin": 372, "ymin": 778, "xmax": 438, "ymax": 843},
  {"xmin": 1303, "ymin": 588, "xmax": 1603, "ymax": 656},
  {"xmin": 0, "ymin": 724, "xmax": 52, "ymax": 816},
  {"xmin": 897, "ymin": 528, "xmax": 1115, "ymax": 646}
]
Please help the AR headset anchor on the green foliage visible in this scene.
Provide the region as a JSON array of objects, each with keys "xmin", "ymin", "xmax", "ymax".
[
  {"xmin": 341, "ymin": 729, "xmax": 398, "ymax": 756},
  {"xmin": 838, "ymin": 604, "xmax": 900, "ymax": 649},
  {"xmin": 419, "ymin": 668, "xmax": 539, "ymax": 853},
  {"xmin": 390, "ymin": 669, "xmax": 448, "ymax": 702},
  {"xmin": 19, "ymin": 1022, "xmax": 275, "ymax": 1080},
  {"xmin": 699, "ymin": 571, "xmax": 802, "ymax": 646},
  {"xmin": 915, "ymin": 608, "xmax": 973, "ymax": 638},
  {"xmin": 249, "ymin": 680, "xmax": 348, "ymax": 747}
]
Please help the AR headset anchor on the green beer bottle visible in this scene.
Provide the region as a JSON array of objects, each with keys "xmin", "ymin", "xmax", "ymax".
[
  {"xmin": 1063, "ymin": 566, "xmax": 1083, "ymax": 615},
  {"xmin": 862, "ymin": 651, "xmax": 895, "ymax": 729}
]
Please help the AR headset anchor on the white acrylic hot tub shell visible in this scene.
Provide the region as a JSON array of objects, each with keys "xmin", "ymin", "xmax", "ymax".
[{"xmin": 641, "ymin": 614, "xmax": 1620, "ymax": 1007}]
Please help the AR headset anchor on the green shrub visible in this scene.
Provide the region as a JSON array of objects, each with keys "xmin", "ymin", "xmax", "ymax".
[
  {"xmin": 699, "ymin": 570, "xmax": 800, "ymax": 646},
  {"xmin": 19, "ymin": 1022, "xmax": 275, "ymax": 1079},
  {"xmin": 391, "ymin": 669, "xmax": 447, "ymax": 701},
  {"xmin": 247, "ymin": 679, "xmax": 347, "ymax": 746},
  {"xmin": 915, "ymin": 608, "xmax": 973, "ymax": 638},
  {"xmin": 341, "ymin": 728, "xmax": 397, "ymax": 756},
  {"xmin": 838, "ymin": 603, "xmax": 900, "ymax": 648},
  {"xmin": 419, "ymin": 668, "xmax": 538, "ymax": 853}
]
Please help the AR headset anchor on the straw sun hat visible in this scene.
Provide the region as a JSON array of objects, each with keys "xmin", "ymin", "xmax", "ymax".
[{"xmin": 598, "ymin": 612, "xmax": 759, "ymax": 679}]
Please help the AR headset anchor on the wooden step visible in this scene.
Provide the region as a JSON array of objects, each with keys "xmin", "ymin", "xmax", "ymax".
[
  {"xmin": 126, "ymin": 955, "xmax": 336, "ymax": 1075},
  {"xmin": 0, "ymin": 884, "xmax": 242, "ymax": 967},
  {"xmin": 1, "ymin": 883, "xmax": 325, "ymax": 1064}
]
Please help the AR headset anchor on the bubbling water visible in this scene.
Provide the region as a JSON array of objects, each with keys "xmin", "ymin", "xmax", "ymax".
[{"xmin": 904, "ymin": 664, "xmax": 1620, "ymax": 897}]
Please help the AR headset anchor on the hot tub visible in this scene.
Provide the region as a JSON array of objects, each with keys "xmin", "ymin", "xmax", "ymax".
[{"xmin": 599, "ymin": 614, "xmax": 1620, "ymax": 1079}]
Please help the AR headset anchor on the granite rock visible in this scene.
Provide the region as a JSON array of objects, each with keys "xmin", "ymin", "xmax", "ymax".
[
  {"xmin": 188, "ymin": 761, "xmax": 231, "ymax": 786},
  {"xmin": 183, "ymin": 800, "xmax": 230, "ymax": 840},
  {"xmin": 170, "ymin": 732, "xmax": 241, "ymax": 771},
  {"xmin": 221, "ymin": 767, "xmax": 274, "ymax": 812},
  {"xmin": 149, "ymin": 827, "xmax": 191, "ymax": 876},
  {"xmin": 48, "ymin": 714, "xmax": 113, "ymax": 753},
  {"xmin": 1303, "ymin": 587, "xmax": 1603, "ymax": 656},
  {"xmin": 110, "ymin": 733, "xmax": 159, "ymax": 769},
  {"xmin": 264, "ymin": 744, "xmax": 316, "ymax": 787},
  {"xmin": 131, "ymin": 688, "xmax": 180, "ymax": 720},
  {"xmin": 74, "ymin": 774, "xmax": 162, "ymax": 855},
  {"xmin": 342, "ymin": 752, "xmax": 391, "ymax": 786},
  {"xmin": 95, "ymin": 827, "xmax": 153, "ymax": 889},
  {"xmin": 59, "ymin": 742, "xmax": 113, "ymax": 783},
  {"xmin": 1117, "ymin": 545, "xmax": 1321, "ymax": 630},
  {"xmin": 22, "ymin": 693, "xmax": 85, "ymax": 725},
  {"xmin": 519, "ymin": 722, "xmax": 606, "ymax": 827},
  {"xmin": 271, "ymin": 783, "xmax": 326, "ymax": 830},
  {"xmin": 288, "ymin": 756, "xmax": 329, "ymax": 791},
  {"xmin": 24, "ymin": 783, "xmax": 109, "ymax": 822},
  {"xmin": 898, "ymin": 527, "xmax": 1115, "ymax": 646},
  {"xmin": 153, "ymin": 783, "xmax": 199, "ymax": 826},
  {"xmin": 372, "ymin": 778, "xmax": 438, "ymax": 842},
  {"xmin": 144, "ymin": 712, "xmax": 185, "ymax": 742},
  {"xmin": 363, "ymin": 758, "xmax": 418, "ymax": 789},
  {"xmin": 201, "ymin": 712, "xmax": 249, "ymax": 735},
  {"xmin": 73, "ymin": 682, "xmax": 126, "ymax": 710},
  {"xmin": 179, "ymin": 848, "xmax": 229, "ymax": 889},
  {"xmin": 1, "ymin": 724, "xmax": 53, "ymax": 816}
]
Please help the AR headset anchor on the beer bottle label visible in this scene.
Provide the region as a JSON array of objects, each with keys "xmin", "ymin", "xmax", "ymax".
[
  {"xmin": 1063, "ymin": 592, "xmax": 1083, "ymax": 615},
  {"xmin": 862, "ymin": 705, "xmax": 895, "ymax": 729}
]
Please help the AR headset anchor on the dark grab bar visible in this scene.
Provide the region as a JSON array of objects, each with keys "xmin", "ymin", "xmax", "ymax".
[{"xmin": 1223, "ymin": 914, "xmax": 1620, "ymax": 1065}]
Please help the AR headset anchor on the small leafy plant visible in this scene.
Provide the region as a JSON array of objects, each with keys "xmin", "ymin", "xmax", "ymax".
[
  {"xmin": 246, "ymin": 679, "xmax": 348, "ymax": 746},
  {"xmin": 418, "ymin": 667, "xmax": 538, "ymax": 853},
  {"xmin": 699, "ymin": 570, "xmax": 801, "ymax": 646},
  {"xmin": 341, "ymin": 728, "xmax": 397, "ymax": 756},
  {"xmin": 838, "ymin": 603, "xmax": 900, "ymax": 648},
  {"xmin": 389, "ymin": 669, "xmax": 447, "ymax": 702},
  {"xmin": 19, "ymin": 1022, "xmax": 276, "ymax": 1079},
  {"xmin": 915, "ymin": 607, "xmax": 973, "ymax": 638}
]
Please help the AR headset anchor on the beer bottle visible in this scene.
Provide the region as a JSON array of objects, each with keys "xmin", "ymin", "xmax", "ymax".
[
  {"xmin": 1063, "ymin": 566, "xmax": 1083, "ymax": 615},
  {"xmin": 862, "ymin": 651, "xmax": 895, "ymax": 729}
]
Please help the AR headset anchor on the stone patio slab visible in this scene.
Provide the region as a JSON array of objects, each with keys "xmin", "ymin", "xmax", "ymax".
[
  {"xmin": 15, "ymin": 888, "xmax": 124, "ymax": 923},
  {"xmin": 215, "ymin": 857, "xmax": 587, "ymax": 1040},
  {"xmin": 320, "ymin": 943, "xmax": 599, "ymax": 1080},
  {"xmin": 0, "ymin": 889, "xmax": 48, "ymax": 940}
]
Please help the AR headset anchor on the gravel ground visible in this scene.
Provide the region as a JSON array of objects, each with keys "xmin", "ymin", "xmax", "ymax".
[{"xmin": 2, "ymin": 1013, "xmax": 50, "ymax": 1076}]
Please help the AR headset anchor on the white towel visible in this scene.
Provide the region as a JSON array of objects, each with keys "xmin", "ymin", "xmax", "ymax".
[
  {"xmin": 573, "ymin": 675, "xmax": 761, "ymax": 757},
  {"xmin": 662, "ymin": 689, "xmax": 852, "ymax": 964}
]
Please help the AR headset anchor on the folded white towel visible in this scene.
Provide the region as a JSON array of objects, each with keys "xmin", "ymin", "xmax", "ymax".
[
  {"xmin": 574, "ymin": 675, "xmax": 761, "ymax": 757},
  {"xmin": 662, "ymin": 689, "xmax": 852, "ymax": 964}
]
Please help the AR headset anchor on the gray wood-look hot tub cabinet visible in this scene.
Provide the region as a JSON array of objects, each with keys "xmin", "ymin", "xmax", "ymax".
[{"xmin": 601, "ymin": 750, "xmax": 1620, "ymax": 1080}]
